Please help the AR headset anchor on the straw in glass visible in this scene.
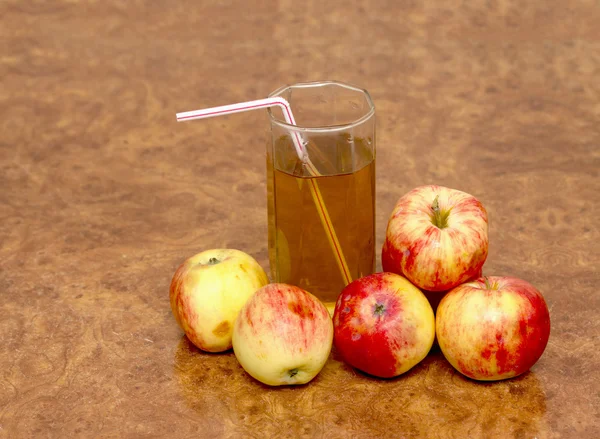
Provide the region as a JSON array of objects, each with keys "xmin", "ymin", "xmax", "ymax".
[{"xmin": 176, "ymin": 97, "xmax": 352, "ymax": 286}]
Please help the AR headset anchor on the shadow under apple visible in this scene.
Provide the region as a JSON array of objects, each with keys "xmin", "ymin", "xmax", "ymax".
[
  {"xmin": 172, "ymin": 335, "xmax": 343, "ymax": 437},
  {"xmin": 174, "ymin": 333, "xmax": 548, "ymax": 438}
]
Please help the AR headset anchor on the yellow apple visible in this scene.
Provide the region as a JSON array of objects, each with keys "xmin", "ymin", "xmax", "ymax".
[
  {"xmin": 232, "ymin": 283, "xmax": 333, "ymax": 386},
  {"xmin": 169, "ymin": 248, "xmax": 269, "ymax": 352}
]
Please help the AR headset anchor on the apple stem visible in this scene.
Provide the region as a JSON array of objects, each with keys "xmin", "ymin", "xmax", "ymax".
[
  {"xmin": 430, "ymin": 195, "xmax": 450, "ymax": 229},
  {"xmin": 207, "ymin": 257, "xmax": 220, "ymax": 265},
  {"xmin": 483, "ymin": 276, "xmax": 499, "ymax": 290}
]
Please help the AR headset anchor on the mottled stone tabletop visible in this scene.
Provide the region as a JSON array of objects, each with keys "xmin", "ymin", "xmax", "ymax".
[{"xmin": 1, "ymin": 1, "xmax": 599, "ymax": 438}]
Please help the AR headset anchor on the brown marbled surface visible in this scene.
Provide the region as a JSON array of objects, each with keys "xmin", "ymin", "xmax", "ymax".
[{"xmin": 1, "ymin": 1, "xmax": 599, "ymax": 437}]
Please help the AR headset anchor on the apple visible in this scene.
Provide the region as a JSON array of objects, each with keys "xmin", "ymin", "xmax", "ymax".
[
  {"xmin": 332, "ymin": 272, "xmax": 435, "ymax": 378},
  {"xmin": 169, "ymin": 248, "xmax": 269, "ymax": 353},
  {"xmin": 232, "ymin": 283, "xmax": 333, "ymax": 386},
  {"xmin": 436, "ymin": 276, "xmax": 551, "ymax": 381},
  {"xmin": 382, "ymin": 185, "xmax": 489, "ymax": 292}
]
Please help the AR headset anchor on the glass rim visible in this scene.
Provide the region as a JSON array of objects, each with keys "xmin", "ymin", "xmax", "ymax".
[{"xmin": 267, "ymin": 80, "xmax": 375, "ymax": 133}]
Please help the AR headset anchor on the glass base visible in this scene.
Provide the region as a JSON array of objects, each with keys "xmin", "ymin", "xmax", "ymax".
[{"xmin": 324, "ymin": 302, "xmax": 336, "ymax": 317}]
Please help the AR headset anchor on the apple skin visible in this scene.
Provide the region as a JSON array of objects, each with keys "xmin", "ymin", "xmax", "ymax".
[
  {"xmin": 232, "ymin": 283, "xmax": 333, "ymax": 386},
  {"xmin": 332, "ymin": 272, "xmax": 435, "ymax": 378},
  {"xmin": 436, "ymin": 276, "xmax": 551, "ymax": 381},
  {"xmin": 382, "ymin": 185, "xmax": 489, "ymax": 292},
  {"xmin": 169, "ymin": 249, "xmax": 269, "ymax": 353},
  {"xmin": 424, "ymin": 267, "xmax": 484, "ymax": 351},
  {"xmin": 423, "ymin": 267, "xmax": 484, "ymax": 315}
]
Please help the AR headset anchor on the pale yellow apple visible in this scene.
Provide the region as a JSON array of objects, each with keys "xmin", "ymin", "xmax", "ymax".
[
  {"xmin": 232, "ymin": 283, "xmax": 333, "ymax": 386},
  {"xmin": 169, "ymin": 249, "xmax": 269, "ymax": 352}
]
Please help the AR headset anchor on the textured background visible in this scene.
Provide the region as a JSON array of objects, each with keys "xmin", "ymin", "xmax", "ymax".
[{"xmin": 1, "ymin": 0, "xmax": 599, "ymax": 437}]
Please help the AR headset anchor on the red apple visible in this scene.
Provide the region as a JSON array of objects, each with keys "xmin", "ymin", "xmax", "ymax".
[
  {"xmin": 332, "ymin": 272, "xmax": 435, "ymax": 378},
  {"xmin": 436, "ymin": 276, "xmax": 551, "ymax": 381},
  {"xmin": 382, "ymin": 185, "xmax": 488, "ymax": 292},
  {"xmin": 232, "ymin": 283, "xmax": 333, "ymax": 386}
]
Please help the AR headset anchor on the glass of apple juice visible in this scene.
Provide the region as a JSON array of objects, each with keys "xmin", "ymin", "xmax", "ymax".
[{"xmin": 266, "ymin": 81, "xmax": 376, "ymax": 310}]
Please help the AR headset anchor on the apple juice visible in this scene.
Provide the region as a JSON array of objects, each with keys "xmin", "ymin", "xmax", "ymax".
[{"xmin": 267, "ymin": 134, "xmax": 375, "ymax": 307}]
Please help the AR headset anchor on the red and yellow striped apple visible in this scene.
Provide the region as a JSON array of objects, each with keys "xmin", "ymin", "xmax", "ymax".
[
  {"xmin": 169, "ymin": 248, "xmax": 269, "ymax": 353},
  {"xmin": 332, "ymin": 272, "xmax": 435, "ymax": 378},
  {"xmin": 382, "ymin": 185, "xmax": 488, "ymax": 292},
  {"xmin": 436, "ymin": 276, "xmax": 551, "ymax": 381},
  {"xmin": 232, "ymin": 283, "xmax": 333, "ymax": 386}
]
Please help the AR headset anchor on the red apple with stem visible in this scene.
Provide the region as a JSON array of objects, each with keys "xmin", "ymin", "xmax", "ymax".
[
  {"xmin": 436, "ymin": 276, "xmax": 551, "ymax": 381},
  {"xmin": 382, "ymin": 185, "xmax": 489, "ymax": 292},
  {"xmin": 332, "ymin": 272, "xmax": 435, "ymax": 378}
]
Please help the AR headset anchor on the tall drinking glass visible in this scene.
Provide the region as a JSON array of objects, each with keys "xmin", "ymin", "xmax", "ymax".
[{"xmin": 267, "ymin": 81, "xmax": 376, "ymax": 309}]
